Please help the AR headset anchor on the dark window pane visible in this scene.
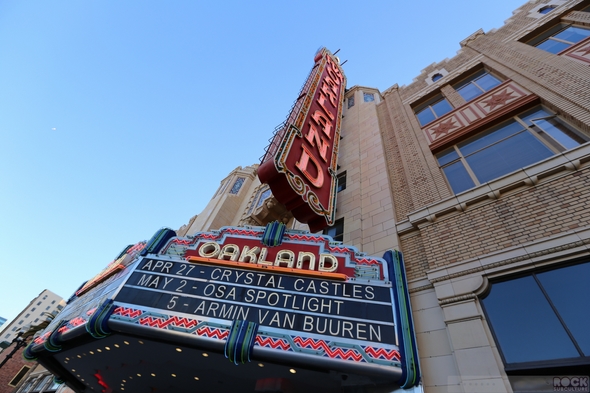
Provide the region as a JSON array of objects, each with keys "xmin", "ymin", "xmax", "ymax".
[
  {"xmin": 457, "ymin": 83, "xmax": 483, "ymax": 101},
  {"xmin": 475, "ymin": 73, "xmax": 501, "ymax": 91},
  {"xmin": 483, "ymin": 276, "xmax": 579, "ymax": 364},
  {"xmin": 324, "ymin": 218, "xmax": 344, "ymax": 242},
  {"xmin": 337, "ymin": 174, "xmax": 347, "ymax": 192},
  {"xmin": 465, "ymin": 131, "xmax": 553, "ymax": 183},
  {"xmin": 554, "ymin": 26, "xmax": 590, "ymax": 44},
  {"xmin": 539, "ymin": 5, "xmax": 556, "ymax": 14},
  {"xmin": 437, "ymin": 149, "xmax": 460, "ymax": 166},
  {"xmin": 431, "ymin": 99, "xmax": 452, "ymax": 117},
  {"xmin": 460, "ymin": 121, "xmax": 524, "ymax": 156},
  {"xmin": 442, "ymin": 161, "xmax": 475, "ymax": 193},
  {"xmin": 348, "ymin": 96, "xmax": 355, "ymax": 108},
  {"xmin": 537, "ymin": 262, "xmax": 590, "ymax": 356},
  {"xmin": 536, "ymin": 39, "xmax": 570, "ymax": 54},
  {"xmin": 416, "ymin": 108, "xmax": 436, "ymax": 126},
  {"xmin": 432, "ymin": 73, "xmax": 443, "ymax": 82}
]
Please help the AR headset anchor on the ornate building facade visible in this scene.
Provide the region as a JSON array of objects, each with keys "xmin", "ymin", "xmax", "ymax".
[
  {"xmin": 177, "ymin": 1, "xmax": 590, "ymax": 391},
  {"xmin": 12, "ymin": 1, "xmax": 590, "ymax": 392}
]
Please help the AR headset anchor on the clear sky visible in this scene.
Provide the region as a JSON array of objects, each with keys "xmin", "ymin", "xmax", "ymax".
[{"xmin": 0, "ymin": 0, "xmax": 525, "ymax": 328}]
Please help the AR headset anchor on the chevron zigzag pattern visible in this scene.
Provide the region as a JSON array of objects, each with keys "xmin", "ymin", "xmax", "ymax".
[
  {"xmin": 111, "ymin": 306, "xmax": 230, "ymax": 340},
  {"xmin": 255, "ymin": 336, "xmax": 292, "ymax": 350}
]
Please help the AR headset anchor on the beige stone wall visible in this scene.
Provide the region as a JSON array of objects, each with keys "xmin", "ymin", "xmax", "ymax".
[
  {"xmin": 338, "ymin": 86, "xmax": 400, "ymax": 255},
  {"xmin": 184, "ymin": 165, "xmax": 260, "ymax": 234},
  {"xmin": 420, "ymin": 165, "xmax": 590, "ymax": 270}
]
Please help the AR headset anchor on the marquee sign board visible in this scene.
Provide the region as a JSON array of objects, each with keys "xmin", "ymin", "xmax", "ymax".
[
  {"xmin": 27, "ymin": 225, "xmax": 420, "ymax": 391},
  {"xmin": 258, "ymin": 48, "xmax": 346, "ymax": 232}
]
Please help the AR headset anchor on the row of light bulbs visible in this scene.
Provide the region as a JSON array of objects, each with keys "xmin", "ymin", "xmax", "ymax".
[{"xmin": 63, "ymin": 337, "xmax": 298, "ymax": 390}]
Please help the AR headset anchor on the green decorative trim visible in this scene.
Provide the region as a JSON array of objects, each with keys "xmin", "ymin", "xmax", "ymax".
[
  {"xmin": 261, "ymin": 221, "xmax": 287, "ymax": 247},
  {"xmin": 224, "ymin": 320, "xmax": 259, "ymax": 365},
  {"xmin": 385, "ymin": 250, "xmax": 421, "ymax": 389}
]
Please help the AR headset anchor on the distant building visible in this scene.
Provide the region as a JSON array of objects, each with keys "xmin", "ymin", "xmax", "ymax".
[
  {"xmin": 0, "ymin": 318, "xmax": 6, "ymax": 331},
  {"xmin": 0, "ymin": 290, "xmax": 65, "ymax": 347},
  {"xmin": 9, "ymin": 364, "xmax": 73, "ymax": 393},
  {"xmin": 0, "ymin": 290, "xmax": 65, "ymax": 393}
]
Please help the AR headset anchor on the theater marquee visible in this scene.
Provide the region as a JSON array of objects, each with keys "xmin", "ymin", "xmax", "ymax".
[
  {"xmin": 27, "ymin": 224, "xmax": 420, "ymax": 392},
  {"xmin": 258, "ymin": 48, "xmax": 346, "ymax": 232}
]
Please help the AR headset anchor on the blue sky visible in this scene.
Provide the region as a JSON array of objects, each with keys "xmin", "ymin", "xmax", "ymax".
[{"xmin": 0, "ymin": 0, "xmax": 525, "ymax": 327}]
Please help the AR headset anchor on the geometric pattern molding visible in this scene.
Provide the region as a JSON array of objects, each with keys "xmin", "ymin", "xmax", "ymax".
[
  {"xmin": 423, "ymin": 80, "xmax": 536, "ymax": 150},
  {"xmin": 563, "ymin": 36, "xmax": 590, "ymax": 65}
]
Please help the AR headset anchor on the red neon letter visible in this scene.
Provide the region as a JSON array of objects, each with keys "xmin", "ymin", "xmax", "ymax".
[
  {"xmin": 296, "ymin": 145, "xmax": 325, "ymax": 188},
  {"xmin": 316, "ymin": 92, "xmax": 335, "ymax": 121},
  {"xmin": 320, "ymin": 80, "xmax": 338, "ymax": 108},
  {"xmin": 311, "ymin": 110, "xmax": 333, "ymax": 138},
  {"xmin": 305, "ymin": 123, "xmax": 330, "ymax": 162}
]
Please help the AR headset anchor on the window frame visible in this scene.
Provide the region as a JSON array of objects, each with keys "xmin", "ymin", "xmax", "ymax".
[
  {"xmin": 481, "ymin": 259, "xmax": 590, "ymax": 372},
  {"xmin": 363, "ymin": 92, "xmax": 375, "ymax": 102},
  {"xmin": 529, "ymin": 23, "xmax": 590, "ymax": 53},
  {"xmin": 413, "ymin": 95, "xmax": 453, "ymax": 127},
  {"xmin": 436, "ymin": 106, "xmax": 587, "ymax": 194},
  {"xmin": 229, "ymin": 177, "xmax": 246, "ymax": 195},
  {"xmin": 336, "ymin": 171, "xmax": 347, "ymax": 192},
  {"xmin": 348, "ymin": 96, "xmax": 355, "ymax": 109},
  {"xmin": 323, "ymin": 218, "xmax": 344, "ymax": 242},
  {"xmin": 452, "ymin": 69, "xmax": 502, "ymax": 102},
  {"xmin": 9, "ymin": 366, "xmax": 32, "ymax": 387},
  {"xmin": 538, "ymin": 5, "xmax": 556, "ymax": 14}
]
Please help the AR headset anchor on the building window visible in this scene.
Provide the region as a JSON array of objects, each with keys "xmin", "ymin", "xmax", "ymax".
[
  {"xmin": 256, "ymin": 188, "xmax": 271, "ymax": 208},
  {"xmin": 453, "ymin": 70, "xmax": 502, "ymax": 102},
  {"xmin": 229, "ymin": 177, "xmax": 245, "ymax": 195},
  {"xmin": 436, "ymin": 106, "xmax": 587, "ymax": 194},
  {"xmin": 482, "ymin": 260, "xmax": 590, "ymax": 369},
  {"xmin": 348, "ymin": 96, "xmax": 355, "ymax": 108},
  {"xmin": 8, "ymin": 366, "xmax": 31, "ymax": 387},
  {"xmin": 337, "ymin": 172, "xmax": 347, "ymax": 192},
  {"xmin": 31, "ymin": 308, "xmax": 36, "ymax": 312},
  {"xmin": 37, "ymin": 302, "xmax": 41, "ymax": 306},
  {"xmin": 324, "ymin": 218, "xmax": 344, "ymax": 242},
  {"xmin": 30, "ymin": 376, "xmax": 50, "ymax": 392},
  {"xmin": 414, "ymin": 96, "xmax": 453, "ymax": 127},
  {"xmin": 45, "ymin": 379, "xmax": 61, "ymax": 392},
  {"xmin": 538, "ymin": 5, "xmax": 556, "ymax": 14},
  {"xmin": 431, "ymin": 73, "xmax": 443, "ymax": 82},
  {"xmin": 532, "ymin": 24, "xmax": 590, "ymax": 54},
  {"xmin": 363, "ymin": 93, "xmax": 375, "ymax": 102},
  {"xmin": 248, "ymin": 187, "xmax": 272, "ymax": 214}
]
